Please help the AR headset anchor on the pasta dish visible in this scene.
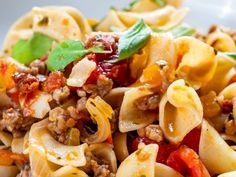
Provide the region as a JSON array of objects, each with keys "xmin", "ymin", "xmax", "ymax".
[{"xmin": 1, "ymin": 0, "xmax": 236, "ymax": 176}]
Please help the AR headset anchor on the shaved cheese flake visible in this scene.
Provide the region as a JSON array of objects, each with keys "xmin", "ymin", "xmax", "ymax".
[
  {"xmin": 67, "ymin": 57, "xmax": 96, "ymax": 87},
  {"xmin": 30, "ymin": 92, "xmax": 52, "ymax": 119}
]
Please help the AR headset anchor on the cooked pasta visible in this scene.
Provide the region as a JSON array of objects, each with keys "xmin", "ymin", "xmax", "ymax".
[{"xmin": 1, "ymin": 0, "xmax": 236, "ymax": 176}]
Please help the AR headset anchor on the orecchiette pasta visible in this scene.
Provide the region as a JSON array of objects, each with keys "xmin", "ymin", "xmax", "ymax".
[
  {"xmin": 155, "ymin": 163, "xmax": 183, "ymax": 177},
  {"xmin": 159, "ymin": 79, "xmax": 203, "ymax": 143},
  {"xmin": 82, "ymin": 96, "xmax": 113, "ymax": 143},
  {"xmin": 119, "ymin": 86, "xmax": 157, "ymax": 132},
  {"xmin": 200, "ymin": 54, "xmax": 236, "ymax": 94},
  {"xmin": 175, "ymin": 36, "xmax": 217, "ymax": 88},
  {"xmin": 199, "ymin": 120, "xmax": 236, "ymax": 174},
  {"xmin": 206, "ymin": 30, "xmax": 236, "ymax": 52},
  {"xmin": 116, "ymin": 144, "xmax": 158, "ymax": 177}
]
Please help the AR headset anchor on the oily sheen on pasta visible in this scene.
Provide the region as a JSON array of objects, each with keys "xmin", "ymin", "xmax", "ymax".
[{"xmin": 1, "ymin": 0, "xmax": 236, "ymax": 176}]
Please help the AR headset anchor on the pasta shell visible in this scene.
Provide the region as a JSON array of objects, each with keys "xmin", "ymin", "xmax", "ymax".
[
  {"xmin": 113, "ymin": 132, "xmax": 129, "ymax": 162},
  {"xmin": 200, "ymin": 54, "xmax": 236, "ymax": 95},
  {"xmin": 88, "ymin": 143, "xmax": 117, "ymax": 173},
  {"xmin": 96, "ymin": 10, "xmax": 126, "ymax": 32},
  {"xmin": 159, "ymin": 79, "xmax": 203, "ymax": 143},
  {"xmin": 219, "ymin": 82, "xmax": 236, "ymax": 100},
  {"xmin": 104, "ymin": 87, "xmax": 131, "ymax": 107},
  {"xmin": 206, "ymin": 30, "xmax": 236, "ymax": 52},
  {"xmin": 0, "ymin": 166, "xmax": 19, "ymax": 177},
  {"xmin": 155, "ymin": 163, "xmax": 183, "ymax": 177},
  {"xmin": 199, "ymin": 120, "xmax": 236, "ymax": 174},
  {"xmin": 83, "ymin": 96, "xmax": 113, "ymax": 143},
  {"xmin": 29, "ymin": 119, "xmax": 88, "ymax": 167},
  {"xmin": 218, "ymin": 171, "xmax": 236, "ymax": 177},
  {"xmin": 3, "ymin": 6, "xmax": 89, "ymax": 55},
  {"xmin": 117, "ymin": 6, "xmax": 188, "ymax": 30},
  {"xmin": 51, "ymin": 166, "xmax": 89, "ymax": 177},
  {"xmin": 0, "ymin": 131, "xmax": 13, "ymax": 147},
  {"xmin": 175, "ymin": 36, "xmax": 216, "ymax": 89},
  {"xmin": 119, "ymin": 87, "xmax": 157, "ymax": 132},
  {"xmin": 32, "ymin": 7, "xmax": 81, "ymax": 42},
  {"xmin": 44, "ymin": 6, "xmax": 92, "ymax": 40},
  {"xmin": 116, "ymin": 144, "xmax": 158, "ymax": 177}
]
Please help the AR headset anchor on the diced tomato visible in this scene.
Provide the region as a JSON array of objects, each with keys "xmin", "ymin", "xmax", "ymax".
[
  {"xmin": 86, "ymin": 65, "xmax": 103, "ymax": 84},
  {"xmin": 221, "ymin": 99, "xmax": 233, "ymax": 114},
  {"xmin": 0, "ymin": 150, "xmax": 28, "ymax": 166},
  {"xmin": 131, "ymin": 128, "xmax": 201, "ymax": 164},
  {"xmin": 0, "ymin": 150, "xmax": 14, "ymax": 165},
  {"xmin": 167, "ymin": 146, "xmax": 210, "ymax": 177},
  {"xmin": 106, "ymin": 134, "xmax": 113, "ymax": 145},
  {"xmin": 181, "ymin": 128, "xmax": 201, "ymax": 153},
  {"xmin": 43, "ymin": 71, "xmax": 66, "ymax": 93}
]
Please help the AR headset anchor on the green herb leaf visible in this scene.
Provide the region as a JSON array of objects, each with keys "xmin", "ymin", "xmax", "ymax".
[
  {"xmin": 169, "ymin": 25, "xmax": 196, "ymax": 38},
  {"xmin": 123, "ymin": 0, "xmax": 139, "ymax": 11},
  {"xmin": 115, "ymin": 19, "xmax": 151, "ymax": 62},
  {"xmin": 47, "ymin": 40, "xmax": 103, "ymax": 71},
  {"xmin": 151, "ymin": 0, "xmax": 166, "ymax": 7},
  {"xmin": 152, "ymin": 25, "xmax": 196, "ymax": 38},
  {"xmin": 222, "ymin": 52, "xmax": 236, "ymax": 60},
  {"xmin": 12, "ymin": 32, "xmax": 53, "ymax": 64}
]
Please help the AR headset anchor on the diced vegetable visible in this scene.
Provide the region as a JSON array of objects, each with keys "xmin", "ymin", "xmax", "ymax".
[{"xmin": 167, "ymin": 146, "xmax": 210, "ymax": 177}]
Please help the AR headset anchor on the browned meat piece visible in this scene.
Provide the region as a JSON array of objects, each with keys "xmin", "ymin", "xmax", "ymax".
[
  {"xmin": 13, "ymin": 73, "xmax": 39, "ymax": 95},
  {"xmin": 42, "ymin": 71, "xmax": 66, "ymax": 93},
  {"xmin": 91, "ymin": 160, "xmax": 115, "ymax": 177},
  {"xmin": 16, "ymin": 164, "xmax": 32, "ymax": 177},
  {"xmin": 84, "ymin": 151, "xmax": 115, "ymax": 177},
  {"xmin": 0, "ymin": 108, "xmax": 36, "ymax": 137},
  {"xmin": 97, "ymin": 75, "xmax": 113, "ymax": 97},
  {"xmin": 47, "ymin": 107, "xmax": 80, "ymax": 144},
  {"xmin": 86, "ymin": 33, "xmax": 118, "ymax": 52},
  {"xmin": 28, "ymin": 59, "xmax": 46, "ymax": 75},
  {"xmin": 83, "ymin": 84, "xmax": 98, "ymax": 97},
  {"xmin": 134, "ymin": 94, "xmax": 160, "ymax": 111},
  {"xmin": 137, "ymin": 124, "xmax": 164, "ymax": 142},
  {"xmin": 52, "ymin": 86, "xmax": 70, "ymax": 103},
  {"xmin": 77, "ymin": 97, "xmax": 88, "ymax": 112}
]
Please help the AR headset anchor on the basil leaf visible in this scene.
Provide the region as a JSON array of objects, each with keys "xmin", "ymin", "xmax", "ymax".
[
  {"xmin": 170, "ymin": 25, "xmax": 196, "ymax": 38},
  {"xmin": 47, "ymin": 40, "xmax": 103, "ymax": 71},
  {"xmin": 151, "ymin": 0, "xmax": 166, "ymax": 7},
  {"xmin": 12, "ymin": 32, "xmax": 53, "ymax": 64},
  {"xmin": 152, "ymin": 25, "xmax": 196, "ymax": 38},
  {"xmin": 123, "ymin": 0, "xmax": 139, "ymax": 11},
  {"xmin": 222, "ymin": 52, "xmax": 236, "ymax": 60},
  {"xmin": 117, "ymin": 19, "xmax": 151, "ymax": 61}
]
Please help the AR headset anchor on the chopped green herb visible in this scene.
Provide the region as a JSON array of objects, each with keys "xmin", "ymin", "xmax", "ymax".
[
  {"xmin": 169, "ymin": 25, "xmax": 196, "ymax": 38},
  {"xmin": 151, "ymin": 0, "xmax": 166, "ymax": 7},
  {"xmin": 47, "ymin": 40, "xmax": 103, "ymax": 71},
  {"xmin": 123, "ymin": 0, "xmax": 139, "ymax": 11},
  {"xmin": 108, "ymin": 19, "xmax": 151, "ymax": 63},
  {"xmin": 152, "ymin": 28, "xmax": 164, "ymax": 33},
  {"xmin": 12, "ymin": 32, "xmax": 53, "ymax": 64},
  {"xmin": 223, "ymin": 52, "xmax": 236, "ymax": 60},
  {"xmin": 152, "ymin": 25, "xmax": 196, "ymax": 38}
]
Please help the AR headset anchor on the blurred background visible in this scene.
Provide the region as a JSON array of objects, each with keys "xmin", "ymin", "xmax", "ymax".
[{"xmin": 0, "ymin": 0, "xmax": 236, "ymax": 46}]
